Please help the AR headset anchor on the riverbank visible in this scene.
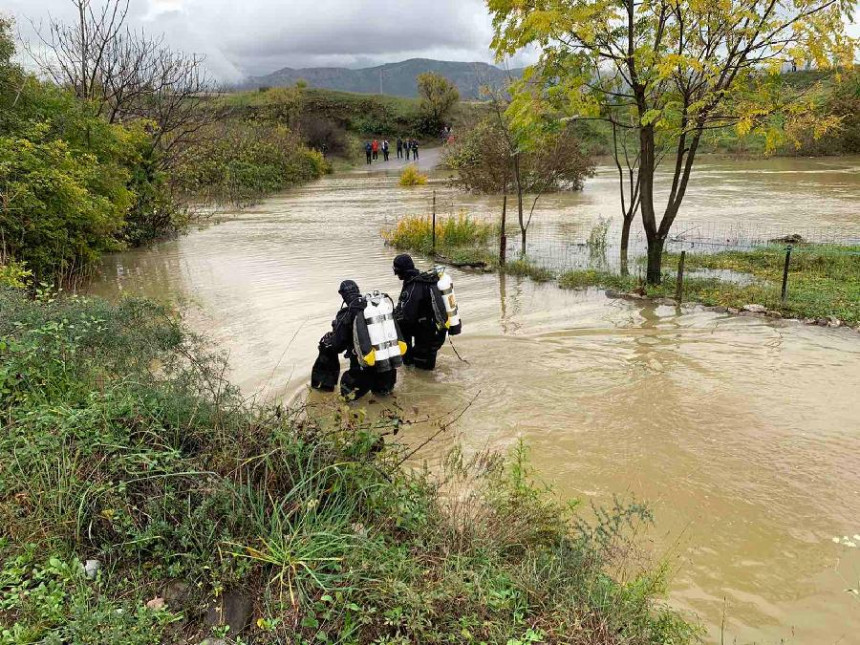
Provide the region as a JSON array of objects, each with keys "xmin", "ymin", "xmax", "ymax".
[{"xmin": 0, "ymin": 288, "xmax": 697, "ymax": 644}]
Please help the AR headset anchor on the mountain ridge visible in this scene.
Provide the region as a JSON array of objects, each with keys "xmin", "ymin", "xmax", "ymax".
[{"xmin": 237, "ymin": 58, "xmax": 521, "ymax": 98}]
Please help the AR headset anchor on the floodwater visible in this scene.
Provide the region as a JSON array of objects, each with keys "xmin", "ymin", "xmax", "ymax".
[{"xmin": 89, "ymin": 155, "xmax": 860, "ymax": 643}]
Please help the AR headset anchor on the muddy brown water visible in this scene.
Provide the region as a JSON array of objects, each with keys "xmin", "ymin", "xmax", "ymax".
[{"xmin": 89, "ymin": 156, "xmax": 860, "ymax": 643}]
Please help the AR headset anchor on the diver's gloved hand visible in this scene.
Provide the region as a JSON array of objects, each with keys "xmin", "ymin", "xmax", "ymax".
[{"xmin": 318, "ymin": 331, "xmax": 334, "ymax": 351}]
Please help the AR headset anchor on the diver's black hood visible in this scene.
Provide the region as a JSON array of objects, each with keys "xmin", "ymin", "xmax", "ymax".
[
  {"xmin": 338, "ymin": 280, "xmax": 362, "ymax": 304},
  {"xmin": 393, "ymin": 254, "xmax": 419, "ymax": 280}
]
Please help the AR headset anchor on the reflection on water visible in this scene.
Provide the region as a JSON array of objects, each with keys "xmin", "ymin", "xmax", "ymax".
[{"xmin": 89, "ymin": 156, "xmax": 860, "ymax": 643}]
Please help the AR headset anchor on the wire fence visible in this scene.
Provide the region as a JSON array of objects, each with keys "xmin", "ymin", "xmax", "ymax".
[{"xmin": 492, "ymin": 218, "xmax": 860, "ymax": 323}]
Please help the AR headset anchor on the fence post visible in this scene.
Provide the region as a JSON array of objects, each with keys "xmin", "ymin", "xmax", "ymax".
[
  {"xmin": 431, "ymin": 191, "xmax": 436, "ymax": 256},
  {"xmin": 500, "ymin": 195, "xmax": 507, "ymax": 267},
  {"xmin": 781, "ymin": 245, "xmax": 792, "ymax": 302},
  {"xmin": 675, "ymin": 250, "xmax": 686, "ymax": 304}
]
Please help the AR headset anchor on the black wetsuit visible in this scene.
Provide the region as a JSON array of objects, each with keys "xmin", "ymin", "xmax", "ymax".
[
  {"xmin": 332, "ymin": 298, "xmax": 396, "ymax": 399},
  {"xmin": 395, "ymin": 269, "xmax": 446, "ymax": 370}
]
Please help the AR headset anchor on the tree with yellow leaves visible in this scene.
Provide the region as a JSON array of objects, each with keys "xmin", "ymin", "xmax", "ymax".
[{"xmin": 489, "ymin": 0, "xmax": 855, "ymax": 282}]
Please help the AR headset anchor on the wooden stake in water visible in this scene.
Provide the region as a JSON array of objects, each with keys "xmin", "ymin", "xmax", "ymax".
[
  {"xmin": 675, "ymin": 250, "xmax": 686, "ymax": 304},
  {"xmin": 500, "ymin": 195, "xmax": 508, "ymax": 267},
  {"xmin": 781, "ymin": 245, "xmax": 792, "ymax": 301},
  {"xmin": 432, "ymin": 191, "xmax": 436, "ymax": 256}
]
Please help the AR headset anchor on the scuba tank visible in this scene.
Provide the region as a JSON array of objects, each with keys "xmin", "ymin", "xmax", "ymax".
[
  {"xmin": 434, "ymin": 265, "xmax": 461, "ymax": 336},
  {"xmin": 417, "ymin": 268, "xmax": 450, "ymax": 333},
  {"xmin": 353, "ymin": 291, "xmax": 407, "ymax": 372}
]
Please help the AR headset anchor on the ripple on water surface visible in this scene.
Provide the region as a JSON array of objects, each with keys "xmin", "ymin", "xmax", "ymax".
[{"xmin": 90, "ymin": 158, "xmax": 860, "ymax": 644}]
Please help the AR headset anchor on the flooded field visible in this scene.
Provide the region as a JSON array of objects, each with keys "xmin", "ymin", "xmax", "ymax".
[{"xmin": 89, "ymin": 156, "xmax": 860, "ymax": 643}]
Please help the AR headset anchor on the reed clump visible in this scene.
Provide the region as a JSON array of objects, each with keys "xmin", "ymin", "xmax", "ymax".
[{"xmin": 398, "ymin": 164, "xmax": 428, "ymax": 186}]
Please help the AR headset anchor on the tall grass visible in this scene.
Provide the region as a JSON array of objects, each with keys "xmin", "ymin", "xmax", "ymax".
[
  {"xmin": 0, "ymin": 289, "xmax": 698, "ymax": 644},
  {"xmin": 398, "ymin": 164, "xmax": 428, "ymax": 187},
  {"xmin": 382, "ymin": 212, "xmax": 496, "ymax": 254}
]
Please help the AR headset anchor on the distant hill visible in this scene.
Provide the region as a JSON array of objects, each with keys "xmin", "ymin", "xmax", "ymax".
[{"xmin": 238, "ymin": 58, "xmax": 521, "ymax": 99}]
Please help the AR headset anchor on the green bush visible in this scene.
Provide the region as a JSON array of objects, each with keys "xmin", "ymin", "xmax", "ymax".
[
  {"xmin": 0, "ymin": 260, "xmax": 31, "ymax": 289},
  {"xmin": 0, "ymin": 20, "xmax": 181, "ymax": 284},
  {"xmin": 173, "ymin": 122, "xmax": 328, "ymax": 205},
  {"xmin": 398, "ymin": 164, "xmax": 428, "ymax": 187},
  {"xmin": 0, "ymin": 290, "xmax": 698, "ymax": 644},
  {"xmin": 0, "ymin": 129, "xmax": 133, "ymax": 285}
]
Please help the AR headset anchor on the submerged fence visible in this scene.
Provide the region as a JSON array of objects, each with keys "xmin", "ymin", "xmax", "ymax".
[
  {"xmin": 399, "ymin": 190, "xmax": 860, "ymax": 322},
  {"xmin": 496, "ymin": 219, "xmax": 860, "ymax": 322}
]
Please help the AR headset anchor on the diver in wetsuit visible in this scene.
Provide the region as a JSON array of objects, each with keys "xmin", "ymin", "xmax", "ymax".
[
  {"xmin": 312, "ymin": 280, "xmax": 396, "ymax": 399},
  {"xmin": 392, "ymin": 254, "xmax": 447, "ymax": 370}
]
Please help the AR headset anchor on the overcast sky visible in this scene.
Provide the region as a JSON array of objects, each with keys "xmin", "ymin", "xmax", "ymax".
[
  {"xmin": 5, "ymin": 0, "xmax": 858, "ymax": 83},
  {"xmin": 5, "ymin": 0, "xmax": 528, "ymax": 82}
]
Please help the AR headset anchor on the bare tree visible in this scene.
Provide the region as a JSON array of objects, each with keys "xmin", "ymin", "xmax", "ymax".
[{"xmin": 28, "ymin": 0, "xmax": 215, "ymax": 169}]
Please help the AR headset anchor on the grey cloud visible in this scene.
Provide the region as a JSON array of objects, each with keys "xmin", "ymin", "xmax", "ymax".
[{"xmin": 6, "ymin": 0, "xmax": 525, "ymax": 82}]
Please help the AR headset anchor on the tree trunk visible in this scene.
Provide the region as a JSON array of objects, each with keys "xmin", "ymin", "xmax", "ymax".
[
  {"xmin": 514, "ymin": 153, "xmax": 526, "ymax": 256},
  {"xmin": 620, "ymin": 215, "xmax": 632, "ymax": 277},
  {"xmin": 645, "ymin": 236, "xmax": 664, "ymax": 285},
  {"xmin": 638, "ymin": 125, "xmax": 662, "ymax": 285}
]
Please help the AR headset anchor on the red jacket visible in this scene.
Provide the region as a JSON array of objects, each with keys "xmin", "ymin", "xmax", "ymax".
[{"xmin": 371, "ymin": 140, "xmax": 379, "ymax": 151}]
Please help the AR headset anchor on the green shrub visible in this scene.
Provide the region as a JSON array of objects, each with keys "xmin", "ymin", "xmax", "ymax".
[
  {"xmin": 398, "ymin": 164, "xmax": 428, "ymax": 187},
  {"xmin": 0, "ymin": 131, "xmax": 132, "ymax": 285},
  {"xmin": 173, "ymin": 122, "xmax": 328, "ymax": 205},
  {"xmin": 503, "ymin": 259, "xmax": 556, "ymax": 282},
  {"xmin": 0, "ymin": 260, "xmax": 31, "ymax": 289},
  {"xmin": 0, "ymin": 21, "xmax": 181, "ymax": 283}
]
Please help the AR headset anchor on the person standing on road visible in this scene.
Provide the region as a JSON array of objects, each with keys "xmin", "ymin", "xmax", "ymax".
[
  {"xmin": 371, "ymin": 139, "xmax": 379, "ymax": 160},
  {"xmin": 382, "ymin": 139, "xmax": 390, "ymax": 161},
  {"xmin": 364, "ymin": 141, "xmax": 372, "ymax": 165},
  {"xmin": 396, "ymin": 137, "xmax": 403, "ymax": 159},
  {"xmin": 411, "ymin": 139, "xmax": 419, "ymax": 161}
]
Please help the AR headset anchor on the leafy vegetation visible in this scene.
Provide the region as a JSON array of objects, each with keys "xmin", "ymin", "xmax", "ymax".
[
  {"xmin": 0, "ymin": 289, "xmax": 698, "ymax": 644},
  {"xmin": 398, "ymin": 165, "xmax": 429, "ymax": 187},
  {"xmin": 0, "ymin": 17, "xmax": 327, "ymax": 287},
  {"xmin": 489, "ymin": 0, "xmax": 854, "ymax": 284},
  {"xmin": 444, "ymin": 91, "xmax": 594, "ymax": 255},
  {"xmin": 382, "ymin": 213, "xmax": 495, "ymax": 252},
  {"xmin": 416, "ymin": 72, "xmax": 459, "ymax": 131},
  {"xmin": 0, "ymin": 25, "xmax": 153, "ymax": 284},
  {"xmin": 173, "ymin": 122, "xmax": 328, "ymax": 205}
]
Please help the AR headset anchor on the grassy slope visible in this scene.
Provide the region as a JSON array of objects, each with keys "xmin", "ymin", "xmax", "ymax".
[{"xmin": 0, "ymin": 289, "xmax": 697, "ymax": 645}]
